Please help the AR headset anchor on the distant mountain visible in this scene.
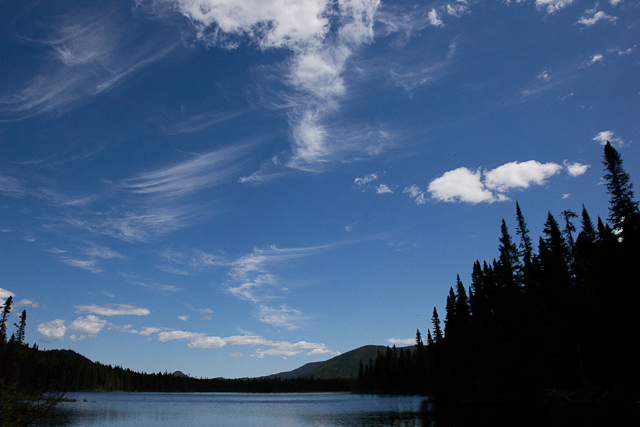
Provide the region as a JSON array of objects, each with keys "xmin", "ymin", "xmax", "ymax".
[
  {"xmin": 262, "ymin": 361, "xmax": 325, "ymax": 380},
  {"xmin": 304, "ymin": 345, "xmax": 388, "ymax": 379}
]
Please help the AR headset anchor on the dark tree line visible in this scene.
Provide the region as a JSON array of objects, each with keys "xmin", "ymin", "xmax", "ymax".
[
  {"xmin": 357, "ymin": 142, "xmax": 640, "ymax": 402},
  {"xmin": 0, "ymin": 313, "xmax": 348, "ymax": 396}
]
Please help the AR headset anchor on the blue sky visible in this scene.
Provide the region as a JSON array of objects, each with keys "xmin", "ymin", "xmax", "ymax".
[{"xmin": 1, "ymin": 0, "xmax": 638, "ymax": 378}]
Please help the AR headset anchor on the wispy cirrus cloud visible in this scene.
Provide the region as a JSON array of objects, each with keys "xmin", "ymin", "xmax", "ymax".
[
  {"xmin": 161, "ymin": 109, "xmax": 248, "ymax": 135},
  {"xmin": 58, "ymin": 257, "xmax": 102, "ymax": 273},
  {"xmin": 15, "ymin": 299, "xmax": 39, "ymax": 308},
  {"xmin": 0, "ymin": 174, "xmax": 27, "ymax": 198},
  {"xmin": 60, "ymin": 144, "xmax": 251, "ymax": 243},
  {"xmin": 0, "ymin": 3, "xmax": 178, "ymax": 121},
  {"xmin": 120, "ymin": 144, "xmax": 250, "ymax": 201}
]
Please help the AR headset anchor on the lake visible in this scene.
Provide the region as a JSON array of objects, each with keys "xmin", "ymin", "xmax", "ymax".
[{"xmin": 47, "ymin": 392, "xmax": 433, "ymax": 427}]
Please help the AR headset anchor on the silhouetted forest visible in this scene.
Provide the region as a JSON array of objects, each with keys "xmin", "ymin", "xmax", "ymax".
[
  {"xmin": 357, "ymin": 142, "xmax": 640, "ymax": 403},
  {"xmin": 0, "ymin": 334, "xmax": 348, "ymax": 395}
]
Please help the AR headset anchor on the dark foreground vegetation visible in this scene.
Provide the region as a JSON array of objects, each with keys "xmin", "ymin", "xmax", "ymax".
[{"xmin": 356, "ymin": 142, "xmax": 640, "ymax": 407}]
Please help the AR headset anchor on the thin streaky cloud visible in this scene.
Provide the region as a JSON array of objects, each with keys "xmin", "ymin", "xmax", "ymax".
[
  {"xmin": 0, "ymin": 4, "xmax": 179, "ymax": 121},
  {"xmin": 120, "ymin": 144, "xmax": 251, "ymax": 200},
  {"xmin": 0, "ymin": 174, "xmax": 27, "ymax": 198},
  {"xmin": 162, "ymin": 109, "xmax": 248, "ymax": 135},
  {"xmin": 58, "ymin": 257, "xmax": 102, "ymax": 273},
  {"xmin": 74, "ymin": 304, "xmax": 150, "ymax": 316}
]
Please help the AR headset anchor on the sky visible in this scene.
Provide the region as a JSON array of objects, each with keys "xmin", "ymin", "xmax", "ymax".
[{"xmin": 0, "ymin": 0, "xmax": 638, "ymax": 379}]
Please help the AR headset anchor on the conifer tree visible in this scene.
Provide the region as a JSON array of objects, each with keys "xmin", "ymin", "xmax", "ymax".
[
  {"xmin": 14, "ymin": 310, "xmax": 26, "ymax": 345},
  {"xmin": 603, "ymin": 141, "xmax": 639, "ymax": 231},
  {"xmin": 561, "ymin": 209, "xmax": 578, "ymax": 255},
  {"xmin": 431, "ymin": 307, "xmax": 443, "ymax": 343},
  {"xmin": 444, "ymin": 287, "xmax": 457, "ymax": 340},
  {"xmin": 580, "ymin": 205, "xmax": 596, "ymax": 242},
  {"xmin": 515, "ymin": 201, "xmax": 533, "ymax": 269},
  {"xmin": 0, "ymin": 296, "xmax": 13, "ymax": 344}
]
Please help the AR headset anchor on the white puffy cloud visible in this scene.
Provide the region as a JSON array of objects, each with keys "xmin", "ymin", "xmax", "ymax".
[
  {"xmin": 535, "ymin": 0, "xmax": 575, "ymax": 14},
  {"xmin": 74, "ymin": 304, "xmax": 150, "ymax": 316},
  {"xmin": 427, "ymin": 160, "xmax": 573, "ymax": 204},
  {"xmin": 37, "ymin": 319, "xmax": 67, "ymax": 342},
  {"xmin": 167, "ymin": 0, "xmax": 381, "ymax": 170},
  {"xmin": 578, "ymin": 7, "xmax": 617, "ymax": 26},
  {"xmin": 68, "ymin": 315, "xmax": 107, "ymax": 339},
  {"xmin": 158, "ymin": 330, "xmax": 203, "ymax": 342},
  {"xmin": 178, "ymin": 315, "xmax": 189, "ymax": 321},
  {"xmin": 483, "ymin": 161, "xmax": 563, "ymax": 192},
  {"xmin": 0, "ymin": 288, "xmax": 14, "ymax": 300},
  {"xmin": 376, "ymin": 184, "xmax": 394, "ymax": 194},
  {"xmin": 427, "ymin": 167, "xmax": 497, "ymax": 204},
  {"xmin": 427, "ymin": 8, "xmax": 444, "ymax": 27},
  {"xmin": 593, "ymin": 130, "xmax": 624, "ymax": 146},
  {"xmin": 564, "ymin": 161, "xmax": 589, "ymax": 177},
  {"xmin": 187, "ymin": 335, "xmax": 226, "ymax": 349},
  {"xmin": 170, "ymin": 0, "xmax": 331, "ymax": 49}
]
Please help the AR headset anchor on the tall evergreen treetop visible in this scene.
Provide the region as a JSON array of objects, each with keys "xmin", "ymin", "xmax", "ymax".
[
  {"xmin": 515, "ymin": 201, "xmax": 533, "ymax": 269},
  {"xmin": 580, "ymin": 205, "xmax": 597, "ymax": 242},
  {"xmin": 15, "ymin": 310, "xmax": 26, "ymax": 345},
  {"xmin": 603, "ymin": 141, "xmax": 639, "ymax": 228},
  {"xmin": 431, "ymin": 307, "xmax": 443, "ymax": 343},
  {"xmin": 1, "ymin": 296, "xmax": 13, "ymax": 343}
]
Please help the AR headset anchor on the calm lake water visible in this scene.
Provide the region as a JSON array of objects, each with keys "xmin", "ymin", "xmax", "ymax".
[{"xmin": 47, "ymin": 392, "xmax": 432, "ymax": 427}]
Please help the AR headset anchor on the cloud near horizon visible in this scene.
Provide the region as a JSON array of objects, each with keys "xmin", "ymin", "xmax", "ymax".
[{"xmin": 157, "ymin": 330, "xmax": 333, "ymax": 358}]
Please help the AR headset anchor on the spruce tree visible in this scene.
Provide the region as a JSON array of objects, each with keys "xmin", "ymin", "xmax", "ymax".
[
  {"xmin": 0, "ymin": 296, "xmax": 13, "ymax": 344},
  {"xmin": 14, "ymin": 310, "xmax": 26, "ymax": 345},
  {"xmin": 603, "ymin": 141, "xmax": 639, "ymax": 231},
  {"xmin": 580, "ymin": 205, "xmax": 596, "ymax": 242},
  {"xmin": 515, "ymin": 201, "xmax": 533, "ymax": 269},
  {"xmin": 431, "ymin": 307, "xmax": 443, "ymax": 343},
  {"xmin": 561, "ymin": 209, "xmax": 578, "ymax": 255}
]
